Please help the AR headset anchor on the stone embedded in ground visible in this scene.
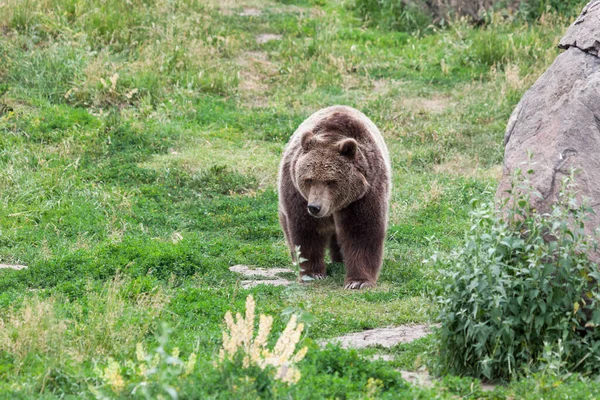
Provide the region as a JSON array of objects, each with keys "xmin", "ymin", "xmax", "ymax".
[
  {"xmin": 481, "ymin": 383, "xmax": 496, "ymax": 392},
  {"xmin": 255, "ymin": 34, "xmax": 282, "ymax": 44},
  {"xmin": 241, "ymin": 279, "xmax": 292, "ymax": 289},
  {"xmin": 399, "ymin": 370, "xmax": 496, "ymax": 391},
  {"xmin": 0, "ymin": 264, "xmax": 27, "ymax": 270},
  {"xmin": 400, "ymin": 371, "xmax": 434, "ymax": 388},
  {"xmin": 229, "ymin": 264, "xmax": 293, "ymax": 278},
  {"xmin": 239, "ymin": 7, "xmax": 261, "ymax": 16},
  {"xmin": 497, "ymin": 0, "xmax": 600, "ymax": 256},
  {"xmin": 369, "ymin": 354, "xmax": 394, "ymax": 362},
  {"xmin": 320, "ymin": 324, "xmax": 431, "ymax": 349},
  {"xmin": 230, "ymin": 265, "xmax": 294, "ymax": 288}
]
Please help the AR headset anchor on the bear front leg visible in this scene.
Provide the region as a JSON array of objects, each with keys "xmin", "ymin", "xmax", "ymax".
[
  {"xmin": 293, "ymin": 230, "xmax": 328, "ymax": 281},
  {"xmin": 282, "ymin": 193, "xmax": 329, "ymax": 280},
  {"xmin": 335, "ymin": 197, "xmax": 386, "ymax": 289}
]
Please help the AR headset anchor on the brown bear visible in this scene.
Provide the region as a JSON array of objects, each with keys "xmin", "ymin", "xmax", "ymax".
[{"xmin": 278, "ymin": 106, "xmax": 391, "ymax": 289}]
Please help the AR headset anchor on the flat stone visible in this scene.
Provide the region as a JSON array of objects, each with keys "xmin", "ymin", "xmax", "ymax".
[
  {"xmin": 241, "ymin": 279, "xmax": 292, "ymax": 289},
  {"xmin": 399, "ymin": 370, "xmax": 496, "ymax": 391},
  {"xmin": 320, "ymin": 324, "xmax": 432, "ymax": 349},
  {"xmin": 256, "ymin": 34, "xmax": 282, "ymax": 44},
  {"xmin": 0, "ymin": 264, "xmax": 27, "ymax": 270},
  {"xmin": 229, "ymin": 264, "xmax": 293, "ymax": 278},
  {"xmin": 370, "ymin": 354, "xmax": 394, "ymax": 362},
  {"xmin": 239, "ymin": 7, "xmax": 261, "ymax": 16},
  {"xmin": 481, "ymin": 383, "xmax": 497, "ymax": 392},
  {"xmin": 400, "ymin": 370, "xmax": 434, "ymax": 388}
]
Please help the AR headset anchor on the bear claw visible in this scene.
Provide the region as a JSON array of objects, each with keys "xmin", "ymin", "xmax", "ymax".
[
  {"xmin": 344, "ymin": 281, "xmax": 374, "ymax": 290},
  {"xmin": 301, "ymin": 273, "xmax": 326, "ymax": 281}
]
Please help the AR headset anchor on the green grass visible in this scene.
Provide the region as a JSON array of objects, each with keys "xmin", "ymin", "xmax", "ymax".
[{"xmin": 1, "ymin": 0, "xmax": 598, "ymax": 398}]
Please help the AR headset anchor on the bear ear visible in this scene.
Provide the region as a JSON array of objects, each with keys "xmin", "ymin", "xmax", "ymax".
[
  {"xmin": 338, "ymin": 138, "xmax": 357, "ymax": 158},
  {"xmin": 301, "ymin": 131, "xmax": 314, "ymax": 151}
]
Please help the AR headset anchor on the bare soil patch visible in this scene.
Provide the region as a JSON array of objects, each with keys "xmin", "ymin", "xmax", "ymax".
[
  {"xmin": 434, "ymin": 156, "xmax": 503, "ymax": 180},
  {"xmin": 237, "ymin": 51, "xmax": 278, "ymax": 107},
  {"xmin": 402, "ymin": 97, "xmax": 451, "ymax": 114}
]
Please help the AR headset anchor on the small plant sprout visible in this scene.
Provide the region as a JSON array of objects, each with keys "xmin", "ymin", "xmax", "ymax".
[
  {"xmin": 291, "ymin": 245, "xmax": 313, "ymax": 282},
  {"xmin": 219, "ymin": 295, "xmax": 308, "ymax": 384}
]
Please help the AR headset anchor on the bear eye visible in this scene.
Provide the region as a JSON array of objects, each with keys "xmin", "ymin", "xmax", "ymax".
[
  {"xmin": 305, "ymin": 179, "xmax": 314, "ymax": 185},
  {"xmin": 326, "ymin": 180, "xmax": 336, "ymax": 186}
]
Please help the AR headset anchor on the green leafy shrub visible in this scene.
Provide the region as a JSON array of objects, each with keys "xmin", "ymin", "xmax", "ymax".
[{"xmin": 432, "ymin": 169, "xmax": 600, "ymax": 380}]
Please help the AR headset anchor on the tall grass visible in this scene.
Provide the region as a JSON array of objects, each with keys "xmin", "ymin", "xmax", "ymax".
[{"xmin": 0, "ymin": 277, "xmax": 168, "ymax": 368}]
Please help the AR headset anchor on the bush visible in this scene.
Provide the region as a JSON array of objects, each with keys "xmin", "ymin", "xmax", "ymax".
[
  {"xmin": 518, "ymin": 0, "xmax": 589, "ymax": 21},
  {"xmin": 351, "ymin": 0, "xmax": 434, "ymax": 32},
  {"xmin": 432, "ymin": 169, "xmax": 600, "ymax": 380},
  {"xmin": 351, "ymin": 0, "xmax": 589, "ymax": 32}
]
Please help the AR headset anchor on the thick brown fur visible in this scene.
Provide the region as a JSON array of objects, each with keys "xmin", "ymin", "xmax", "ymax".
[{"xmin": 278, "ymin": 106, "xmax": 391, "ymax": 289}]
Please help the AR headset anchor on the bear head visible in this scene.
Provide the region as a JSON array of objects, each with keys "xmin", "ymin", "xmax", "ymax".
[{"xmin": 293, "ymin": 130, "xmax": 370, "ymax": 218}]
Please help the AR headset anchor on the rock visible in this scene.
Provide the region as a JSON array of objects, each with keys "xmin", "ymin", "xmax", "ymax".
[
  {"xmin": 0, "ymin": 264, "xmax": 27, "ymax": 270},
  {"xmin": 370, "ymin": 354, "xmax": 395, "ymax": 361},
  {"xmin": 230, "ymin": 265, "xmax": 294, "ymax": 288},
  {"xmin": 559, "ymin": 1, "xmax": 600, "ymax": 56},
  {"xmin": 240, "ymin": 279, "xmax": 292, "ymax": 289},
  {"xmin": 497, "ymin": 1, "xmax": 600, "ymax": 249},
  {"xmin": 399, "ymin": 370, "xmax": 434, "ymax": 388},
  {"xmin": 319, "ymin": 324, "xmax": 432, "ymax": 349},
  {"xmin": 229, "ymin": 265, "xmax": 293, "ymax": 278},
  {"xmin": 239, "ymin": 8, "xmax": 261, "ymax": 17},
  {"xmin": 255, "ymin": 34, "xmax": 282, "ymax": 44}
]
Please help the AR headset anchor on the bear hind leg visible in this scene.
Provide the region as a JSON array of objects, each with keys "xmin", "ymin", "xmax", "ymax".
[
  {"xmin": 329, "ymin": 234, "xmax": 344, "ymax": 263},
  {"xmin": 279, "ymin": 211, "xmax": 296, "ymax": 262}
]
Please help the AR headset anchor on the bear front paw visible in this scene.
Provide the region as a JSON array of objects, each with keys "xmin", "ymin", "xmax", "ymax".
[
  {"xmin": 344, "ymin": 281, "xmax": 375, "ymax": 290},
  {"xmin": 300, "ymin": 273, "xmax": 327, "ymax": 281}
]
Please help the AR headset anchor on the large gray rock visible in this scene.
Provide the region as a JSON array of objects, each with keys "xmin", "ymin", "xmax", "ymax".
[
  {"xmin": 497, "ymin": 1, "xmax": 600, "ymax": 242},
  {"xmin": 559, "ymin": 1, "xmax": 600, "ymax": 56}
]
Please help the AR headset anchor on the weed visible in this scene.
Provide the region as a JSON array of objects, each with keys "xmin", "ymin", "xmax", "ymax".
[
  {"xmin": 93, "ymin": 323, "xmax": 197, "ymax": 399},
  {"xmin": 218, "ymin": 294, "xmax": 307, "ymax": 384}
]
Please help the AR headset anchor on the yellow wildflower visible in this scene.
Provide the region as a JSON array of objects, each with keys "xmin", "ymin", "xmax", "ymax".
[
  {"xmin": 103, "ymin": 358, "xmax": 125, "ymax": 392},
  {"xmin": 218, "ymin": 295, "xmax": 307, "ymax": 385}
]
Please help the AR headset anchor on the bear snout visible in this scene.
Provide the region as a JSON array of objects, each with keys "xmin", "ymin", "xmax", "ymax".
[
  {"xmin": 307, "ymin": 203, "xmax": 322, "ymax": 216},
  {"xmin": 307, "ymin": 186, "xmax": 331, "ymax": 217}
]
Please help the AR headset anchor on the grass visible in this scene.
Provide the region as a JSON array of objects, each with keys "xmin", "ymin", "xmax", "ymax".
[{"xmin": 0, "ymin": 0, "xmax": 597, "ymax": 397}]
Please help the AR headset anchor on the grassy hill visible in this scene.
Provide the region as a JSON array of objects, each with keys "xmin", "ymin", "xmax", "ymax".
[{"xmin": 0, "ymin": 0, "xmax": 596, "ymax": 398}]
